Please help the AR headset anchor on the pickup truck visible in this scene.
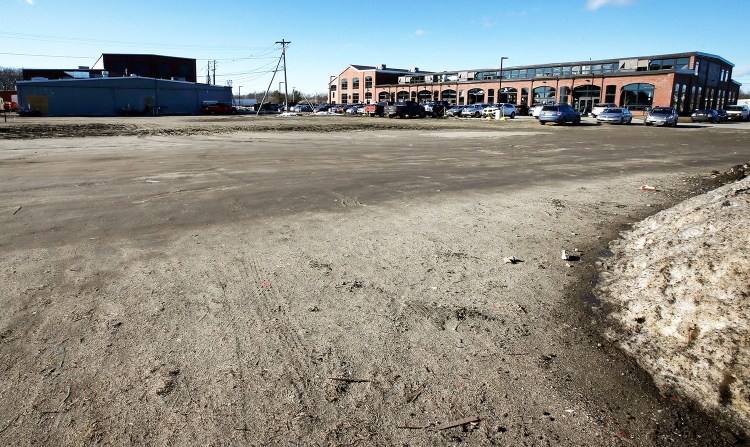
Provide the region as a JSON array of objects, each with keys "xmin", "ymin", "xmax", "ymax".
[
  {"xmin": 385, "ymin": 101, "xmax": 426, "ymax": 118},
  {"xmin": 364, "ymin": 102, "xmax": 391, "ymax": 117}
]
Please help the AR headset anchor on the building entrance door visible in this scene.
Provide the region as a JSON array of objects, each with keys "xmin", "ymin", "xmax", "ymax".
[{"xmin": 575, "ymin": 98, "xmax": 595, "ymax": 114}]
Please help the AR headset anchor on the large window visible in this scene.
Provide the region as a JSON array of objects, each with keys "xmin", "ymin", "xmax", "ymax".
[
  {"xmin": 378, "ymin": 92, "xmax": 389, "ymax": 101},
  {"xmin": 352, "ymin": 93, "xmax": 360, "ymax": 103},
  {"xmin": 341, "ymin": 93, "xmax": 348, "ymax": 104},
  {"xmin": 521, "ymin": 88, "xmax": 529, "ymax": 105},
  {"xmin": 364, "ymin": 76, "xmax": 372, "ymax": 89},
  {"xmin": 441, "ymin": 89, "xmax": 457, "ymax": 104},
  {"xmin": 621, "ymin": 83, "xmax": 654, "ymax": 110},
  {"xmin": 560, "ymin": 86, "xmax": 571, "ymax": 104},
  {"xmin": 533, "ymin": 86, "xmax": 555, "ymax": 104},
  {"xmin": 605, "ymin": 85, "xmax": 617, "ymax": 104},
  {"xmin": 341, "ymin": 78, "xmax": 348, "ymax": 90},
  {"xmin": 352, "ymin": 77, "xmax": 360, "ymax": 89},
  {"xmin": 365, "ymin": 92, "xmax": 372, "ymax": 103}
]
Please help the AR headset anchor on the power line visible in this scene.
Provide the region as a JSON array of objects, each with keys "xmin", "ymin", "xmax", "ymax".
[
  {"xmin": 0, "ymin": 51, "xmax": 93, "ymax": 59},
  {"xmin": 0, "ymin": 31, "xmax": 275, "ymax": 52}
]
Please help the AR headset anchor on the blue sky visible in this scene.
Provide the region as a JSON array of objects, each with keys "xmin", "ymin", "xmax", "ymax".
[{"xmin": 3, "ymin": 0, "xmax": 749, "ymax": 96}]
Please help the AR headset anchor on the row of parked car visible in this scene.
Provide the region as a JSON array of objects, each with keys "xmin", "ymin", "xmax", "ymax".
[{"xmin": 283, "ymin": 101, "xmax": 750, "ymax": 128}]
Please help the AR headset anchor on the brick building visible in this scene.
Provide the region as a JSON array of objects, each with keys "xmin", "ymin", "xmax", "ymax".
[
  {"xmin": 329, "ymin": 52, "xmax": 741, "ymax": 115},
  {"xmin": 329, "ymin": 64, "xmax": 428, "ymax": 105}
]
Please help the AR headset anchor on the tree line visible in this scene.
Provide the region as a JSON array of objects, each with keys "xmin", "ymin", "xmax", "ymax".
[{"xmin": 0, "ymin": 67, "xmax": 22, "ymax": 90}]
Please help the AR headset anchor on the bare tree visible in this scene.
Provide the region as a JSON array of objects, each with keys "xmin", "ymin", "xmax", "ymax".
[
  {"xmin": 739, "ymin": 89, "xmax": 750, "ymax": 100},
  {"xmin": 0, "ymin": 67, "xmax": 22, "ymax": 90}
]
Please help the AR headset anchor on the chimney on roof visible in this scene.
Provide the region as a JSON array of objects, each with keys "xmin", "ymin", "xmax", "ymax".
[
  {"xmin": 378, "ymin": 64, "xmax": 386, "ymax": 70},
  {"xmin": 411, "ymin": 67, "xmax": 419, "ymax": 72}
]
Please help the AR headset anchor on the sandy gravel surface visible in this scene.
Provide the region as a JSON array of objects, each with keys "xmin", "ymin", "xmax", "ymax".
[{"xmin": 1, "ymin": 115, "xmax": 749, "ymax": 446}]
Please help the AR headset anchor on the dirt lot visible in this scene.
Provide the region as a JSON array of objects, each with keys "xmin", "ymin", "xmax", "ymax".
[{"xmin": 1, "ymin": 115, "xmax": 749, "ymax": 446}]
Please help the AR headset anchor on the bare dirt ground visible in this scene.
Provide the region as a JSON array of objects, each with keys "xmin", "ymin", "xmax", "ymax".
[{"xmin": 1, "ymin": 114, "xmax": 749, "ymax": 446}]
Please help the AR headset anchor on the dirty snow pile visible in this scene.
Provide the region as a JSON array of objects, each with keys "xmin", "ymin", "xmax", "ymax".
[{"xmin": 597, "ymin": 174, "xmax": 750, "ymax": 436}]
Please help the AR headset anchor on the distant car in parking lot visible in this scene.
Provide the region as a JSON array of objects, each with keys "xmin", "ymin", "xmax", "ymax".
[
  {"xmin": 482, "ymin": 103, "xmax": 517, "ymax": 118},
  {"xmin": 644, "ymin": 106, "xmax": 678, "ymax": 127},
  {"xmin": 529, "ymin": 104, "xmax": 545, "ymax": 117},
  {"xmin": 290, "ymin": 104, "xmax": 313, "ymax": 113},
  {"xmin": 446, "ymin": 105, "xmax": 465, "ymax": 117},
  {"xmin": 590, "ymin": 103, "xmax": 618, "ymax": 118},
  {"xmin": 422, "ymin": 101, "xmax": 450, "ymax": 117},
  {"xmin": 461, "ymin": 104, "xmax": 486, "ymax": 117},
  {"xmin": 538, "ymin": 103, "xmax": 581, "ymax": 125},
  {"xmin": 596, "ymin": 108, "xmax": 633, "ymax": 124},
  {"xmin": 691, "ymin": 109, "xmax": 720, "ymax": 123},
  {"xmin": 725, "ymin": 104, "xmax": 749, "ymax": 121},
  {"xmin": 716, "ymin": 109, "xmax": 729, "ymax": 122}
]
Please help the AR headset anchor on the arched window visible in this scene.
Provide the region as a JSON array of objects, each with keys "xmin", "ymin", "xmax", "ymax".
[
  {"xmin": 378, "ymin": 92, "xmax": 389, "ymax": 101},
  {"xmin": 417, "ymin": 90, "xmax": 431, "ymax": 102},
  {"xmin": 441, "ymin": 89, "xmax": 457, "ymax": 104},
  {"xmin": 352, "ymin": 77, "xmax": 360, "ymax": 89},
  {"xmin": 621, "ymin": 83, "xmax": 654, "ymax": 111},
  {"xmin": 467, "ymin": 88, "xmax": 485, "ymax": 104},
  {"xmin": 397, "ymin": 90, "xmax": 409, "ymax": 101},
  {"xmin": 364, "ymin": 76, "xmax": 373, "ymax": 89},
  {"xmin": 341, "ymin": 78, "xmax": 348, "ymax": 90}
]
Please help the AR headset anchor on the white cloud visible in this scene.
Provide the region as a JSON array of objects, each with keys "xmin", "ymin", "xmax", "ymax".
[
  {"xmin": 480, "ymin": 17, "xmax": 496, "ymax": 28},
  {"xmin": 733, "ymin": 66, "xmax": 750, "ymax": 78},
  {"xmin": 414, "ymin": 29, "xmax": 427, "ymax": 36},
  {"xmin": 587, "ymin": 0, "xmax": 636, "ymax": 11},
  {"xmin": 23, "ymin": 0, "xmax": 34, "ymax": 4}
]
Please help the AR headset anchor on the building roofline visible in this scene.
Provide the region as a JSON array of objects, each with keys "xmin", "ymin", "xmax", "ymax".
[{"xmin": 428, "ymin": 51, "xmax": 734, "ymax": 75}]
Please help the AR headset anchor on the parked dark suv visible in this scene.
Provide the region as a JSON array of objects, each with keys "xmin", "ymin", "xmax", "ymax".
[
  {"xmin": 691, "ymin": 109, "xmax": 720, "ymax": 123},
  {"xmin": 538, "ymin": 103, "xmax": 581, "ymax": 125}
]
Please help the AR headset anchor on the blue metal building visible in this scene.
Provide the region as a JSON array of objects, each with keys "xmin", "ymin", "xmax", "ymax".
[{"xmin": 16, "ymin": 76, "xmax": 232, "ymax": 116}]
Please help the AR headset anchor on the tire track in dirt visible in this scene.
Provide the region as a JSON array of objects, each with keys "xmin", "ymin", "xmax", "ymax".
[{"xmin": 237, "ymin": 253, "xmax": 318, "ymax": 440}]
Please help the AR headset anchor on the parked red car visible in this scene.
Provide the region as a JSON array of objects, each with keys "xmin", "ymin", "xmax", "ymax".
[{"xmin": 201, "ymin": 102, "xmax": 236, "ymax": 115}]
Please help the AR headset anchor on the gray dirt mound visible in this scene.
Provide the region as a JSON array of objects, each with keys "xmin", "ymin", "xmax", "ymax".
[{"xmin": 597, "ymin": 173, "xmax": 750, "ymax": 437}]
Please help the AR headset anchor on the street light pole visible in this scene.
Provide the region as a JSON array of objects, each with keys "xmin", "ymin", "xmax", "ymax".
[
  {"xmin": 499, "ymin": 56, "xmax": 508, "ymax": 117},
  {"xmin": 238, "ymin": 86, "xmax": 242, "ymax": 107},
  {"xmin": 292, "ymin": 87, "xmax": 296, "ymax": 104}
]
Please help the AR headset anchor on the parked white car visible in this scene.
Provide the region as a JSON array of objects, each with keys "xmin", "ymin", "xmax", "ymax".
[
  {"xmin": 529, "ymin": 104, "xmax": 545, "ymax": 117},
  {"xmin": 591, "ymin": 103, "xmax": 617, "ymax": 118},
  {"xmin": 482, "ymin": 103, "xmax": 517, "ymax": 118}
]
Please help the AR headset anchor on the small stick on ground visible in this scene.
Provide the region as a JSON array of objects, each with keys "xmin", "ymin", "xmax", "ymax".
[
  {"xmin": 13, "ymin": 206, "xmax": 21, "ymax": 216},
  {"xmin": 437, "ymin": 416, "xmax": 481, "ymax": 431},
  {"xmin": 327, "ymin": 377, "xmax": 371, "ymax": 383}
]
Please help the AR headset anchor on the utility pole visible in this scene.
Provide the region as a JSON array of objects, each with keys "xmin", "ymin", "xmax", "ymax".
[
  {"xmin": 276, "ymin": 39, "xmax": 291, "ymax": 111},
  {"xmin": 206, "ymin": 61, "xmax": 211, "ymax": 84},
  {"xmin": 212, "ymin": 60, "xmax": 217, "ymax": 86}
]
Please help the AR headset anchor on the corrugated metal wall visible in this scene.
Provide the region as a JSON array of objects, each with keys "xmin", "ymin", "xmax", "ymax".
[{"xmin": 16, "ymin": 77, "xmax": 231, "ymax": 116}]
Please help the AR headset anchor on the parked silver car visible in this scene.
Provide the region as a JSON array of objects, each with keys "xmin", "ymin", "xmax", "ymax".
[
  {"xmin": 644, "ymin": 106, "xmax": 678, "ymax": 127},
  {"xmin": 446, "ymin": 105, "xmax": 465, "ymax": 117},
  {"xmin": 596, "ymin": 108, "xmax": 633, "ymax": 124},
  {"xmin": 461, "ymin": 104, "xmax": 486, "ymax": 118}
]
